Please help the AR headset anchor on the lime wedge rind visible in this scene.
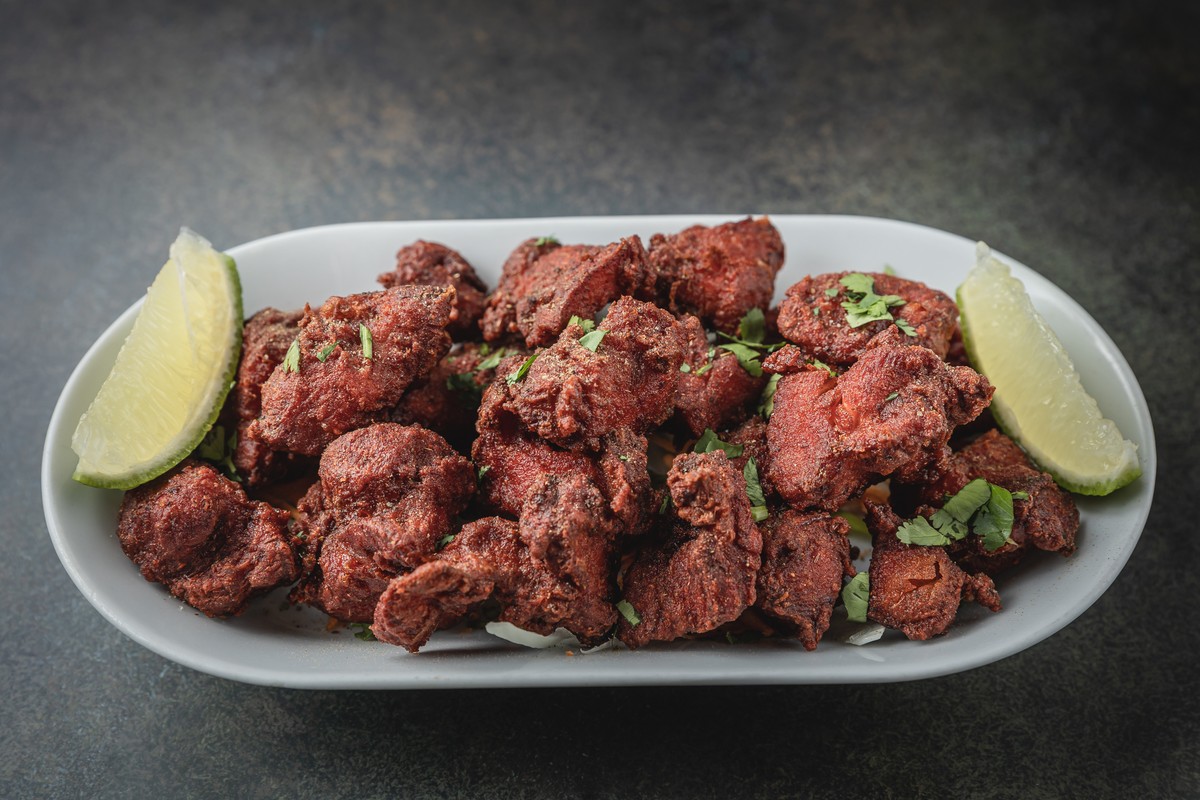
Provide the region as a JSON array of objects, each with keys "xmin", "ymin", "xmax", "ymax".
[
  {"xmin": 70, "ymin": 229, "xmax": 243, "ymax": 490},
  {"xmin": 958, "ymin": 243, "xmax": 1140, "ymax": 496}
]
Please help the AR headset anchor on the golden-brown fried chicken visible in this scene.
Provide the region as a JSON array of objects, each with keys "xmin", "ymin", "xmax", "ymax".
[
  {"xmin": 500, "ymin": 297, "xmax": 686, "ymax": 450},
  {"xmin": 864, "ymin": 498, "xmax": 1000, "ymax": 640},
  {"xmin": 230, "ymin": 307, "xmax": 309, "ymax": 486},
  {"xmin": 290, "ymin": 423, "xmax": 475, "ymax": 621},
  {"xmin": 755, "ymin": 510, "xmax": 855, "ymax": 650},
  {"xmin": 116, "ymin": 460, "xmax": 297, "ymax": 617},
  {"xmin": 775, "ymin": 271, "xmax": 960, "ymax": 367},
  {"xmin": 764, "ymin": 338, "xmax": 993, "ymax": 511},
  {"xmin": 251, "ymin": 285, "xmax": 454, "ymax": 456},
  {"xmin": 647, "ymin": 217, "xmax": 784, "ymax": 334},
  {"xmin": 673, "ymin": 313, "xmax": 768, "ymax": 436},
  {"xmin": 617, "ymin": 451, "xmax": 763, "ymax": 648},
  {"xmin": 481, "ymin": 236, "xmax": 651, "ymax": 347},
  {"xmin": 378, "ymin": 240, "xmax": 488, "ymax": 341}
]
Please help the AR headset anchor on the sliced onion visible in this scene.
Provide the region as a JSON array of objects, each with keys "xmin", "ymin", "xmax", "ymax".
[{"xmin": 484, "ymin": 621, "xmax": 579, "ymax": 649}]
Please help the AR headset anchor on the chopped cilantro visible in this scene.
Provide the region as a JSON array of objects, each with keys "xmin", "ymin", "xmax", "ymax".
[
  {"xmin": 658, "ymin": 494, "xmax": 671, "ymax": 515},
  {"xmin": 476, "ymin": 347, "xmax": 507, "ymax": 371},
  {"xmin": 895, "ymin": 318, "xmax": 918, "ymax": 337},
  {"xmin": 197, "ymin": 424, "xmax": 240, "ymax": 481},
  {"xmin": 838, "ymin": 273, "xmax": 908, "ymax": 330},
  {"xmin": 316, "ymin": 342, "xmax": 337, "ymax": 362},
  {"xmin": 716, "ymin": 309, "xmax": 786, "ymax": 376},
  {"xmin": 743, "ymin": 457, "xmax": 769, "ymax": 522},
  {"xmin": 446, "ymin": 370, "xmax": 480, "ymax": 395},
  {"xmin": 359, "ymin": 323, "xmax": 373, "ymax": 360},
  {"xmin": 437, "ymin": 532, "xmax": 456, "ymax": 550},
  {"xmin": 737, "ymin": 307, "xmax": 766, "ymax": 344},
  {"xmin": 679, "ymin": 362, "xmax": 692, "ymax": 374},
  {"xmin": 717, "ymin": 342, "xmax": 764, "ymax": 377},
  {"xmin": 533, "ymin": 235, "xmax": 560, "ymax": 247},
  {"xmin": 568, "ymin": 314, "xmax": 596, "ymax": 333},
  {"xmin": 506, "ymin": 353, "xmax": 537, "ymax": 384},
  {"xmin": 578, "ymin": 328, "xmax": 606, "ymax": 352},
  {"xmin": 694, "ymin": 361, "xmax": 713, "ymax": 376},
  {"xmin": 895, "ymin": 478, "xmax": 1021, "ymax": 552},
  {"xmin": 617, "ymin": 599, "xmax": 641, "ymax": 626},
  {"xmin": 349, "ymin": 623, "xmax": 376, "ymax": 641},
  {"xmin": 883, "ymin": 264, "xmax": 897, "ymax": 276},
  {"xmin": 885, "ymin": 391, "xmax": 899, "ymax": 402},
  {"xmin": 837, "ymin": 511, "xmax": 869, "ymax": 537},
  {"xmin": 757, "ymin": 373, "xmax": 781, "ymax": 420},
  {"xmin": 824, "ymin": 287, "xmax": 840, "ymax": 298},
  {"xmin": 694, "ymin": 428, "xmax": 744, "ymax": 458},
  {"xmin": 810, "ymin": 359, "xmax": 836, "ymax": 376},
  {"xmin": 842, "ymin": 573, "xmax": 870, "ymax": 623},
  {"xmin": 476, "ymin": 464, "xmax": 490, "ymax": 483},
  {"xmin": 282, "ymin": 338, "xmax": 300, "ymax": 373},
  {"xmin": 618, "ymin": 454, "xmax": 630, "ymax": 462}
]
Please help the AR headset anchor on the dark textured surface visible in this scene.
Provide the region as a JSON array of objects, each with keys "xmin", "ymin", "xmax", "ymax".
[{"xmin": 3, "ymin": 1, "xmax": 1197, "ymax": 797}]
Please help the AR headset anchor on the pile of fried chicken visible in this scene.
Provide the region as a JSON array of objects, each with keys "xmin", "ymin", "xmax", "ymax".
[{"xmin": 115, "ymin": 218, "xmax": 1079, "ymax": 653}]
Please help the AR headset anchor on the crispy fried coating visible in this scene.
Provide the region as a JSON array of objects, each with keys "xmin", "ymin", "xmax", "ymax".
[
  {"xmin": 765, "ymin": 340, "xmax": 993, "ymax": 511},
  {"xmin": 721, "ymin": 415, "xmax": 777, "ymax": 502},
  {"xmin": 290, "ymin": 423, "xmax": 475, "ymax": 621},
  {"xmin": 674, "ymin": 314, "xmax": 768, "ymax": 436},
  {"xmin": 617, "ymin": 451, "xmax": 763, "ymax": 648},
  {"xmin": 865, "ymin": 498, "xmax": 1000, "ymax": 640},
  {"xmin": 501, "ymin": 297, "xmax": 686, "ymax": 449},
  {"xmin": 775, "ymin": 271, "xmax": 960, "ymax": 367},
  {"xmin": 378, "ymin": 240, "xmax": 488, "ymax": 341},
  {"xmin": 231, "ymin": 307, "xmax": 308, "ymax": 486},
  {"xmin": 647, "ymin": 217, "xmax": 784, "ymax": 334},
  {"xmin": 373, "ymin": 507, "xmax": 618, "ymax": 652},
  {"xmin": 252, "ymin": 285, "xmax": 454, "ymax": 456},
  {"xmin": 893, "ymin": 428, "xmax": 1079, "ymax": 574},
  {"xmin": 481, "ymin": 236, "xmax": 651, "ymax": 347},
  {"xmin": 755, "ymin": 510, "xmax": 855, "ymax": 650},
  {"xmin": 472, "ymin": 383, "xmax": 652, "ymax": 534},
  {"xmin": 116, "ymin": 460, "xmax": 297, "ymax": 617}
]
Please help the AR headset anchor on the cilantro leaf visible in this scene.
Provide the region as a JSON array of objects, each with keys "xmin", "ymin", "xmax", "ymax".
[
  {"xmin": 475, "ymin": 347, "xmax": 507, "ymax": 371},
  {"xmin": 578, "ymin": 329, "xmax": 606, "ymax": 352},
  {"xmin": 349, "ymin": 623, "xmax": 376, "ymax": 641},
  {"xmin": 359, "ymin": 323, "xmax": 373, "ymax": 360},
  {"xmin": 810, "ymin": 359, "xmax": 835, "ymax": 376},
  {"xmin": 737, "ymin": 307, "xmax": 766, "ymax": 344},
  {"xmin": 757, "ymin": 373, "xmax": 781, "ymax": 420},
  {"xmin": 568, "ymin": 314, "xmax": 596, "ymax": 333},
  {"xmin": 506, "ymin": 354, "xmax": 537, "ymax": 384},
  {"xmin": 717, "ymin": 342, "xmax": 764, "ymax": 377},
  {"xmin": 197, "ymin": 424, "xmax": 240, "ymax": 481},
  {"xmin": 837, "ymin": 511, "xmax": 869, "ymax": 537},
  {"xmin": 896, "ymin": 516, "xmax": 952, "ymax": 546},
  {"xmin": 942, "ymin": 478, "xmax": 991, "ymax": 523},
  {"xmin": 837, "ymin": 273, "xmax": 910, "ymax": 332},
  {"xmin": 437, "ymin": 532, "xmax": 456, "ymax": 550},
  {"xmin": 316, "ymin": 342, "xmax": 337, "ymax": 362},
  {"xmin": 533, "ymin": 235, "xmax": 559, "ymax": 247},
  {"xmin": 679, "ymin": 362, "xmax": 692, "ymax": 373},
  {"xmin": 842, "ymin": 573, "xmax": 870, "ymax": 623},
  {"xmin": 282, "ymin": 338, "xmax": 300, "ymax": 373},
  {"xmin": 743, "ymin": 457, "xmax": 769, "ymax": 522},
  {"xmin": 617, "ymin": 599, "xmax": 641, "ymax": 626},
  {"xmin": 973, "ymin": 484, "xmax": 1018, "ymax": 552},
  {"xmin": 694, "ymin": 428, "xmax": 744, "ymax": 458}
]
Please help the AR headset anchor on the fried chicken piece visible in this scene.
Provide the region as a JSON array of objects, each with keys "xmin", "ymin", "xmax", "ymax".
[
  {"xmin": 893, "ymin": 429, "xmax": 1079, "ymax": 574},
  {"xmin": 373, "ymin": 507, "xmax": 618, "ymax": 653},
  {"xmin": 674, "ymin": 313, "xmax": 768, "ymax": 436},
  {"xmin": 764, "ymin": 339, "xmax": 993, "ymax": 511},
  {"xmin": 116, "ymin": 460, "xmax": 298, "ymax": 617},
  {"xmin": 756, "ymin": 510, "xmax": 855, "ymax": 650},
  {"xmin": 647, "ymin": 217, "xmax": 784, "ymax": 334},
  {"xmin": 617, "ymin": 451, "xmax": 763, "ymax": 648},
  {"xmin": 501, "ymin": 297, "xmax": 686, "ymax": 449},
  {"xmin": 865, "ymin": 498, "xmax": 1000, "ymax": 640},
  {"xmin": 388, "ymin": 342, "xmax": 521, "ymax": 454},
  {"xmin": 378, "ymin": 240, "xmax": 488, "ymax": 341},
  {"xmin": 721, "ymin": 415, "xmax": 777, "ymax": 502},
  {"xmin": 472, "ymin": 384, "xmax": 652, "ymax": 534},
  {"xmin": 775, "ymin": 271, "xmax": 959, "ymax": 367},
  {"xmin": 251, "ymin": 285, "xmax": 454, "ymax": 456},
  {"xmin": 520, "ymin": 473, "xmax": 620, "ymax": 594},
  {"xmin": 290, "ymin": 423, "xmax": 475, "ymax": 621},
  {"xmin": 481, "ymin": 235, "xmax": 651, "ymax": 348},
  {"xmin": 230, "ymin": 307, "xmax": 309, "ymax": 486}
]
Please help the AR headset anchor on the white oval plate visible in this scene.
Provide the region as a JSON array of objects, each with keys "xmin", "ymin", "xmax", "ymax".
[{"xmin": 42, "ymin": 215, "xmax": 1156, "ymax": 688}]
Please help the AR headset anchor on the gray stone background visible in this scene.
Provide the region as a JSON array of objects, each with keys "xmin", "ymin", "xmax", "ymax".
[{"xmin": 3, "ymin": 1, "xmax": 1197, "ymax": 797}]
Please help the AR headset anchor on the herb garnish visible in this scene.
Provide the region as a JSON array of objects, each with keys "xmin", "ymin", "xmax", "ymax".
[
  {"xmin": 349, "ymin": 623, "xmax": 376, "ymax": 641},
  {"xmin": 694, "ymin": 428, "xmax": 744, "ymax": 458},
  {"xmin": 842, "ymin": 573, "xmax": 870, "ymax": 623},
  {"xmin": 568, "ymin": 314, "xmax": 596, "ymax": 333},
  {"xmin": 578, "ymin": 329, "xmax": 606, "ymax": 352},
  {"xmin": 716, "ymin": 308, "xmax": 785, "ymax": 377},
  {"xmin": 437, "ymin": 533, "xmax": 456, "ymax": 550},
  {"xmin": 197, "ymin": 424, "xmax": 239, "ymax": 481},
  {"xmin": 534, "ymin": 235, "xmax": 560, "ymax": 247},
  {"xmin": 359, "ymin": 324, "xmax": 373, "ymax": 360},
  {"xmin": 506, "ymin": 354, "xmax": 537, "ymax": 384},
  {"xmin": 283, "ymin": 338, "xmax": 300, "ymax": 373},
  {"xmin": 447, "ymin": 347, "xmax": 508, "ymax": 397},
  {"xmin": 837, "ymin": 273, "xmax": 914, "ymax": 335},
  {"xmin": 617, "ymin": 599, "xmax": 641, "ymax": 626},
  {"xmin": 895, "ymin": 478, "xmax": 1028, "ymax": 552},
  {"xmin": 810, "ymin": 359, "xmax": 836, "ymax": 376},
  {"xmin": 316, "ymin": 342, "xmax": 337, "ymax": 363},
  {"xmin": 743, "ymin": 457, "xmax": 769, "ymax": 522},
  {"xmin": 757, "ymin": 373, "xmax": 781, "ymax": 420}
]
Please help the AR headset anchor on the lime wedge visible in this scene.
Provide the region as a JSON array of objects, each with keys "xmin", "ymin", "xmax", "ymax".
[
  {"xmin": 957, "ymin": 243, "xmax": 1140, "ymax": 496},
  {"xmin": 71, "ymin": 229, "xmax": 243, "ymax": 489}
]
